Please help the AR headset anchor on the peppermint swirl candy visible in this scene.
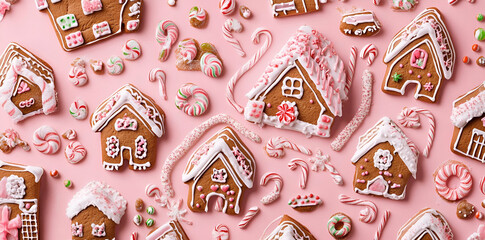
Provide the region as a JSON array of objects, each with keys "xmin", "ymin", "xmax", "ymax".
[
  {"xmin": 64, "ymin": 141, "xmax": 87, "ymax": 164},
  {"xmin": 107, "ymin": 56, "xmax": 124, "ymax": 75},
  {"xmin": 68, "ymin": 65, "xmax": 88, "ymax": 86},
  {"xmin": 200, "ymin": 52, "xmax": 223, "ymax": 78},
  {"xmin": 178, "ymin": 39, "xmax": 198, "ymax": 63},
  {"xmin": 69, "ymin": 99, "xmax": 88, "ymax": 120},
  {"xmin": 32, "ymin": 125, "xmax": 61, "ymax": 155},
  {"xmin": 156, "ymin": 20, "xmax": 179, "ymax": 61},
  {"xmin": 219, "ymin": 0, "xmax": 235, "ymax": 15},
  {"xmin": 189, "ymin": 6, "xmax": 207, "ymax": 22},
  {"xmin": 175, "ymin": 83, "xmax": 209, "ymax": 116},
  {"xmin": 122, "ymin": 39, "xmax": 142, "ymax": 61}
]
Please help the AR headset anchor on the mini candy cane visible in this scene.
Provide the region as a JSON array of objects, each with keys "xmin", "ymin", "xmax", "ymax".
[
  {"xmin": 360, "ymin": 44, "xmax": 378, "ymax": 66},
  {"xmin": 156, "ymin": 20, "xmax": 179, "ymax": 62},
  {"xmin": 145, "ymin": 184, "xmax": 168, "ymax": 207},
  {"xmin": 288, "ymin": 158, "xmax": 309, "ymax": 189},
  {"xmin": 309, "ymin": 150, "xmax": 343, "ymax": 185},
  {"xmin": 338, "ymin": 194, "xmax": 378, "ymax": 223},
  {"xmin": 161, "ymin": 114, "xmax": 261, "ymax": 198},
  {"xmin": 148, "ymin": 68, "xmax": 167, "ymax": 100},
  {"xmin": 226, "ymin": 28, "xmax": 272, "ymax": 113},
  {"xmin": 331, "ymin": 70, "xmax": 373, "ymax": 151},
  {"xmin": 397, "ymin": 107, "xmax": 435, "ymax": 157},
  {"xmin": 374, "ymin": 210, "xmax": 390, "ymax": 240},
  {"xmin": 222, "ymin": 19, "xmax": 245, "ymax": 57},
  {"xmin": 448, "ymin": 0, "xmax": 458, "ymax": 4},
  {"xmin": 344, "ymin": 46, "xmax": 357, "ymax": 95},
  {"xmin": 481, "ymin": 176, "xmax": 485, "ymax": 195},
  {"xmin": 373, "ymin": 0, "xmax": 381, "ymax": 5},
  {"xmin": 260, "ymin": 172, "xmax": 283, "ymax": 204},
  {"xmin": 130, "ymin": 232, "xmax": 138, "ymax": 240},
  {"xmin": 265, "ymin": 136, "xmax": 312, "ymax": 158},
  {"xmin": 238, "ymin": 206, "xmax": 259, "ymax": 229},
  {"xmin": 212, "ymin": 224, "xmax": 230, "ymax": 240}
]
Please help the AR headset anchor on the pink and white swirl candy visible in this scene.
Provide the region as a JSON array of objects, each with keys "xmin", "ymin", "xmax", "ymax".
[
  {"xmin": 69, "ymin": 99, "xmax": 88, "ymax": 120},
  {"xmin": 62, "ymin": 129, "xmax": 77, "ymax": 140},
  {"xmin": 156, "ymin": 20, "xmax": 179, "ymax": 62},
  {"xmin": 200, "ymin": 52, "xmax": 223, "ymax": 78},
  {"xmin": 122, "ymin": 39, "xmax": 142, "ymax": 61},
  {"xmin": 222, "ymin": 19, "xmax": 245, "ymax": 57},
  {"xmin": 338, "ymin": 194, "xmax": 378, "ymax": 223},
  {"xmin": 219, "ymin": 0, "xmax": 236, "ymax": 15},
  {"xmin": 360, "ymin": 44, "xmax": 378, "ymax": 66},
  {"xmin": 178, "ymin": 39, "xmax": 198, "ymax": 63},
  {"xmin": 32, "ymin": 125, "xmax": 61, "ymax": 154},
  {"xmin": 288, "ymin": 158, "xmax": 309, "ymax": 189},
  {"xmin": 435, "ymin": 161, "xmax": 472, "ymax": 201},
  {"xmin": 149, "ymin": 68, "xmax": 167, "ymax": 100},
  {"xmin": 212, "ymin": 224, "xmax": 229, "ymax": 240},
  {"xmin": 188, "ymin": 6, "xmax": 207, "ymax": 23},
  {"xmin": 68, "ymin": 65, "xmax": 88, "ymax": 86},
  {"xmin": 265, "ymin": 136, "xmax": 312, "ymax": 158},
  {"xmin": 260, "ymin": 172, "xmax": 283, "ymax": 205},
  {"xmin": 175, "ymin": 83, "xmax": 209, "ymax": 116},
  {"xmin": 64, "ymin": 141, "xmax": 87, "ymax": 164},
  {"xmin": 106, "ymin": 56, "xmax": 124, "ymax": 75}
]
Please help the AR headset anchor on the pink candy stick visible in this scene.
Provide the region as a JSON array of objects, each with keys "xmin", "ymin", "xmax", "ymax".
[
  {"xmin": 222, "ymin": 19, "xmax": 245, "ymax": 57},
  {"xmin": 397, "ymin": 107, "xmax": 435, "ymax": 157},
  {"xmin": 338, "ymin": 194, "xmax": 378, "ymax": 223},
  {"xmin": 344, "ymin": 46, "xmax": 357, "ymax": 96},
  {"xmin": 360, "ymin": 44, "xmax": 378, "ymax": 66},
  {"xmin": 226, "ymin": 28, "xmax": 273, "ymax": 113},
  {"xmin": 288, "ymin": 158, "xmax": 309, "ymax": 189},
  {"xmin": 265, "ymin": 136, "xmax": 312, "ymax": 158},
  {"xmin": 331, "ymin": 70, "xmax": 373, "ymax": 151},
  {"xmin": 148, "ymin": 68, "xmax": 167, "ymax": 100},
  {"xmin": 259, "ymin": 172, "xmax": 283, "ymax": 205},
  {"xmin": 481, "ymin": 176, "xmax": 485, "ymax": 195},
  {"xmin": 374, "ymin": 210, "xmax": 390, "ymax": 240},
  {"xmin": 238, "ymin": 206, "xmax": 259, "ymax": 229},
  {"xmin": 160, "ymin": 114, "xmax": 261, "ymax": 198}
]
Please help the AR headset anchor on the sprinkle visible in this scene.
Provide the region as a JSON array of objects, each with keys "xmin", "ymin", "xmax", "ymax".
[
  {"xmin": 133, "ymin": 214, "xmax": 142, "ymax": 225},
  {"xmin": 478, "ymin": 13, "xmax": 484, "ymax": 22},
  {"xmin": 64, "ymin": 180, "xmax": 73, "ymax": 188},
  {"xmin": 463, "ymin": 56, "xmax": 470, "ymax": 63},
  {"xmin": 473, "ymin": 44, "xmax": 480, "ymax": 52},
  {"xmin": 50, "ymin": 170, "xmax": 59, "ymax": 177},
  {"xmin": 147, "ymin": 206, "xmax": 155, "ymax": 215},
  {"xmin": 146, "ymin": 218, "xmax": 154, "ymax": 227}
]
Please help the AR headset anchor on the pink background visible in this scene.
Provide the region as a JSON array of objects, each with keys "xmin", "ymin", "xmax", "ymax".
[{"xmin": 1, "ymin": 0, "xmax": 485, "ymax": 239}]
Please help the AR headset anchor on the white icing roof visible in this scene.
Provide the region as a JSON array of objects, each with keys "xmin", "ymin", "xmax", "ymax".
[
  {"xmin": 66, "ymin": 181, "xmax": 127, "ymax": 224},
  {"xmin": 0, "ymin": 160, "xmax": 43, "ymax": 183},
  {"xmin": 246, "ymin": 25, "xmax": 349, "ymax": 117},
  {"xmin": 397, "ymin": 208, "xmax": 453, "ymax": 240},
  {"xmin": 351, "ymin": 117, "xmax": 419, "ymax": 178},
  {"xmin": 450, "ymin": 81, "xmax": 485, "ymax": 128}
]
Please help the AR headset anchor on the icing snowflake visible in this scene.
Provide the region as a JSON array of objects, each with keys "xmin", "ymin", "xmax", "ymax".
[
  {"xmin": 276, "ymin": 101, "xmax": 298, "ymax": 125},
  {"xmin": 168, "ymin": 198, "xmax": 192, "ymax": 225},
  {"xmin": 423, "ymin": 82, "xmax": 434, "ymax": 91},
  {"xmin": 71, "ymin": 222, "xmax": 83, "ymax": 237},
  {"xmin": 309, "ymin": 150, "xmax": 329, "ymax": 172},
  {"xmin": 6, "ymin": 175, "xmax": 25, "ymax": 199},
  {"xmin": 373, "ymin": 149, "xmax": 393, "ymax": 171},
  {"xmin": 91, "ymin": 223, "xmax": 106, "ymax": 237}
]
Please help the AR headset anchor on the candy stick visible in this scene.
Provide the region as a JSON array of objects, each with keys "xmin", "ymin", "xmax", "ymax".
[
  {"xmin": 212, "ymin": 224, "xmax": 230, "ymax": 240},
  {"xmin": 265, "ymin": 136, "xmax": 312, "ymax": 158},
  {"xmin": 397, "ymin": 107, "xmax": 435, "ymax": 157},
  {"xmin": 214, "ymin": 196, "xmax": 224, "ymax": 212},
  {"xmin": 260, "ymin": 172, "xmax": 283, "ymax": 205},
  {"xmin": 374, "ymin": 210, "xmax": 390, "ymax": 240},
  {"xmin": 331, "ymin": 70, "xmax": 373, "ymax": 151},
  {"xmin": 360, "ymin": 44, "xmax": 378, "ymax": 66},
  {"xmin": 344, "ymin": 46, "xmax": 357, "ymax": 96},
  {"xmin": 338, "ymin": 194, "xmax": 378, "ymax": 223},
  {"xmin": 226, "ymin": 28, "xmax": 273, "ymax": 113},
  {"xmin": 481, "ymin": 177, "xmax": 485, "ymax": 195},
  {"xmin": 222, "ymin": 19, "xmax": 245, "ymax": 57},
  {"xmin": 309, "ymin": 150, "xmax": 343, "ymax": 185},
  {"xmin": 238, "ymin": 206, "xmax": 259, "ymax": 229},
  {"xmin": 161, "ymin": 114, "xmax": 261, "ymax": 198},
  {"xmin": 148, "ymin": 68, "xmax": 167, "ymax": 100},
  {"xmin": 288, "ymin": 158, "xmax": 309, "ymax": 189}
]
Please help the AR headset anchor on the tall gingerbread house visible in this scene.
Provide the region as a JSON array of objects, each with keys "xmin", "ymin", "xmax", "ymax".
[
  {"xmin": 182, "ymin": 127, "xmax": 255, "ymax": 215},
  {"xmin": 351, "ymin": 117, "xmax": 419, "ymax": 200},
  {"xmin": 397, "ymin": 208, "xmax": 453, "ymax": 239},
  {"xmin": 382, "ymin": 8, "xmax": 455, "ymax": 103},
  {"xmin": 0, "ymin": 42, "xmax": 57, "ymax": 123},
  {"xmin": 90, "ymin": 84, "xmax": 165, "ymax": 171},
  {"xmin": 245, "ymin": 26, "xmax": 350, "ymax": 138}
]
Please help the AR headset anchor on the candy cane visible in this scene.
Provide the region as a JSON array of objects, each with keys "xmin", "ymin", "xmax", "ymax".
[
  {"xmin": 288, "ymin": 158, "xmax": 309, "ymax": 189},
  {"xmin": 156, "ymin": 20, "xmax": 179, "ymax": 62},
  {"xmin": 222, "ymin": 19, "xmax": 245, "ymax": 57},
  {"xmin": 130, "ymin": 232, "xmax": 138, "ymax": 240},
  {"xmin": 259, "ymin": 172, "xmax": 283, "ymax": 205},
  {"xmin": 226, "ymin": 28, "xmax": 272, "ymax": 113},
  {"xmin": 397, "ymin": 107, "xmax": 435, "ymax": 157},
  {"xmin": 331, "ymin": 70, "xmax": 373, "ymax": 151},
  {"xmin": 360, "ymin": 44, "xmax": 378, "ymax": 66},
  {"xmin": 448, "ymin": 0, "xmax": 458, "ymax": 4},
  {"xmin": 148, "ymin": 68, "xmax": 167, "ymax": 100},
  {"xmin": 481, "ymin": 176, "xmax": 485, "ymax": 195},
  {"xmin": 238, "ymin": 206, "xmax": 259, "ymax": 229},
  {"xmin": 344, "ymin": 46, "xmax": 357, "ymax": 96},
  {"xmin": 374, "ymin": 210, "xmax": 390, "ymax": 240},
  {"xmin": 265, "ymin": 136, "xmax": 312, "ymax": 158},
  {"xmin": 161, "ymin": 114, "xmax": 261, "ymax": 198},
  {"xmin": 373, "ymin": 0, "xmax": 381, "ymax": 5},
  {"xmin": 338, "ymin": 194, "xmax": 378, "ymax": 223},
  {"xmin": 212, "ymin": 224, "xmax": 230, "ymax": 240},
  {"xmin": 145, "ymin": 184, "xmax": 169, "ymax": 207}
]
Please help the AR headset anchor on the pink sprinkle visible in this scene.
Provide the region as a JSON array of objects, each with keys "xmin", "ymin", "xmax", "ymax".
[
  {"xmin": 364, "ymin": 158, "xmax": 369, "ymax": 162},
  {"xmin": 427, "ymin": 73, "xmax": 432, "ymax": 77},
  {"xmin": 360, "ymin": 166, "xmax": 364, "ymax": 169},
  {"xmin": 399, "ymin": 64, "xmax": 403, "ymax": 68},
  {"xmin": 309, "ymin": 99, "xmax": 314, "ymax": 104},
  {"xmin": 417, "ymin": 75, "xmax": 422, "ymax": 79},
  {"xmin": 408, "ymin": 70, "xmax": 413, "ymax": 74},
  {"xmin": 266, "ymin": 103, "xmax": 271, "ymax": 108},
  {"xmin": 398, "ymin": 174, "xmax": 403, "ymax": 178}
]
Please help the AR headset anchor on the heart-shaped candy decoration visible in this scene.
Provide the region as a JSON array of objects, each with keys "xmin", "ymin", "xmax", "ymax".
[
  {"xmin": 221, "ymin": 185, "xmax": 230, "ymax": 192},
  {"xmin": 210, "ymin": 185, "xmax": 219, "ymax": 191}
]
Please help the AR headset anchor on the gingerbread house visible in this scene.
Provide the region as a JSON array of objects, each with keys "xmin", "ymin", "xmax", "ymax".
[
  {"xmin": 182, "ymin": 127, "xmax": 255, "ymax": 215},
  {"xmin": 0, "ymin": 42, "xmax": 57, "ymax": 123},
  {"xmin": 34, "ymin": 0, "xmax": 142, "ymax": 51},
  {"xmin": 0, "ymin": 160, "xmax": 44, "ymax": 240},
  {"xmin": 450, "ymin": 82, "xmax": 485, "ymax": 162},
  {"xmin": 66, "ymin": 181, "xmax": 127, "ymax": 240},
  {"xmin": 90, "ymin": 84, "xmax": 165, "ymax": 171},
  {"xmin": 245, "ymin": 26, "xmax": 350, "ymax": 138},
  {"xmin": 397, "ymin": 208, "xmax": 453, "ymax": 239},
  {"xmin": 263, "ymin": 215, "xmax": 316, "ymax": 240},
  {"xmin": 351, "ymin": 117, "xmax": 419, "ymax": 200},
  {"xmin": 270, "ymin": 0, "xmax": 326, "ymax": 17},
  {"xmin": 146, "ymin": 220, "xmax": 189, "ymax": 240},
  {"xmin": 382, "ymin": 8, "xmax": 455, "ymax": 103}
]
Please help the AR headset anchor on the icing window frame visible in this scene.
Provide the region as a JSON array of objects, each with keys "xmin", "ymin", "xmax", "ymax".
[{"xmin": 281, "ymin": 77, "xmax": 304, "ymax": 99}]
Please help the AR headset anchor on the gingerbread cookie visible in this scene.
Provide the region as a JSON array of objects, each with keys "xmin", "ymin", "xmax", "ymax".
[
  {"xmin": 271, "ymin": 0, "xmax": 326, "ymax": 18},
  {"xmin": 0, "ymin": 42, "xmax": 58, "ymax": 123},
  {"xmin": 34, "ymin": 0, "xmax": 142, "ymax": 51},
  {"xmin": 450, "ymin": 82, "xmax": 485, "ymax": 162},
  {"xmin": 66, "ymin": 181, "xmax": 127, "ymax": 240},
  {"xmin": 397, "ymin": 208, "xmax": 453, "ymax": 239},
  {"xmin": 146, "ymin": 220, "xmax": 189, "ymax": 240},
  {"xmin": 175, "ymin": 39, "xmax": 223, "ymax": 78},
  {"xmin": 245, "ymin": 26, "xmax": 350, "ymax": 138},
  {"xmin": 263, "ymin": 215, "xmax": 316, "ymax": 240},
  {"xmin": 182, "ymin": 127, "xmax": 255, "ymax": 215},
  {"xmin": 351, "ymin": 117, "xmax": 419, "ymax": 200},
  {"xmin": 288, "ymin": 194, "xmax": 322, "ymax": 212},
  {"xmin": 382, "ymin": 8, "xmax": 455, "ymax": 103},
  {"xmin": 340, "ymin": 9, "xmax": 381, "ymax": 37},
  {"xmin": 189, "ymin": 6, "xmax": 207, "ymax": 28},
  {"xmin": 457, "ymin": 200, "xmax": 475, "ymax": 219},
  {"xmin": 90, "ymin": 84, "xmax": 166, "ymax": 171}
]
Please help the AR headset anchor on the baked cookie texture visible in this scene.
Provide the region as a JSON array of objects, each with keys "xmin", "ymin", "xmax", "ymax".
[
  {"xmin": 450, "ymin": 81, "xmax": 485, "ymax": 162},
  {"xmin": 182, "ymin": 127, "xmax": 255, "ymax": 215},
  {"xmin": 397, "ymin": 208, "xmax": 453, "ymax": 240},
  {"xmin": 339, "ymin": 9, "xmax": 381, "ymax": 37},
  {"xmin": 90, "ymin": 84, "xmax": 165, "ymax": 171},
  {"xmin": 0, "ymin": 42, "xmax": 57, "ymax": 123},
  {"xmin": 270, "ymin": 0, "xmax": 326, "ymax": 18},
  {"xmin": 382, "ymin": 7, "xmax": 455, "ymax": 103},
  {"xmin": 34, "ymin": 0, "xmax": 142, "ymax": 51},
  {"xmin": 263, "ymin": 214, "xmax": 316, "ymax": 240},
  {"xmin": 245, "ymin": 26, "xmax": 350, "ymax": 138},
  {"xmin": 146, "ymin": 220, "xmax": 189, "ymax": 240},
  {"xmin": 351, "ymin": 117, "xmax": 419, "ymax": 200}
]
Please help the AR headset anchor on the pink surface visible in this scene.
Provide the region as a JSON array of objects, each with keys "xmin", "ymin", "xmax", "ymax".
[{"xmin": 0, "ymin": 0, "xmax": 484, "ymax": 239}]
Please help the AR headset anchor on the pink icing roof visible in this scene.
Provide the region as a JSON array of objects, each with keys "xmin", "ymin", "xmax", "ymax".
[
  {"xmin": 450, "ymin": 81, "xmax": 485, "ymax": 128},
  {"xmin": 246, "ymin": 26, "xmax": 349, "ymax": 117}
]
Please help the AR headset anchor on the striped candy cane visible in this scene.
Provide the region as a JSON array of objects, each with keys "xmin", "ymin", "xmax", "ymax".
[
  {"xmin": 238, "ymin": 206, "xmax": 259, "ymax": 228},
  {"xmin": 397, "ymin": 107, "xmax": 435, "ymax": 157},
  {"xmin": 288, "ymin": 158, "xmax": 309, "ymax": 189},
  {"xmin": 148, "ymin": 68, "xmax": 167, "ymax": 100},
  {"xmin": 360, "ymin": 44, "xmax": 378, "ymax": 66},
  {"xmin": 222, "ymin": 19, "xmax": 245, "ymax": 57},
  {"xmin": 374, "ymin": 211, "xmax": 390, "ymax": 240},
  {"xmin": 373, "ymin": 0, "xmax": 381, "ymax": 5},
  {"xmin": 344, "ymin": 46, "xmax": 357, "ymax": 96},
  {"xmin": 265, "ymin": 136, "xmax": 312, "ymax": 158},
  {"xmin": 260, "ymin": 172, "xmax": 283, "ymax": 204},
  {"xmin": 338, "ymin": 194, "xmax": 378, "ymax": 223},
  {"xmin": 212, "ymin": 224, "xmax": 230, "ymax": 240},
  {"xmin": 480, "ymin": 176, "xmax": 485, "ymax": 195}
]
